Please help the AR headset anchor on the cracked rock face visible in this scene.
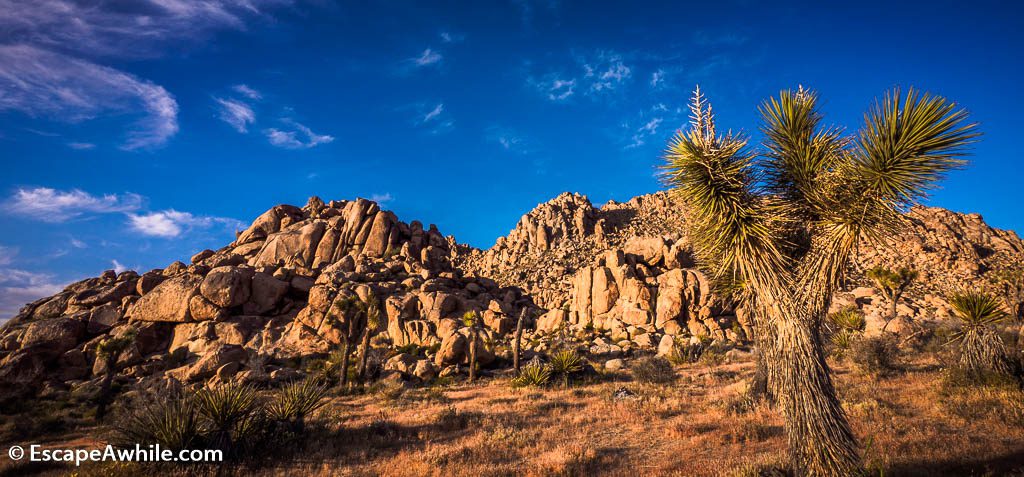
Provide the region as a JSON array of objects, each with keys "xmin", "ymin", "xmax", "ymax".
[{"xmin": 1, "ymin": 192, "xmax": 1020, "ymax": 397}]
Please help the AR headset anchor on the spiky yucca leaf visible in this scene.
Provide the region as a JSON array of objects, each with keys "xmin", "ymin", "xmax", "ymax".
[
  {"xmin": 950, "ymin": 291, "xmax": 1008, "ymax": 329},
  {"xmin": 267, "ymin": 379, "xmax": 330, "ymax": 427},
  {"xmin": 549, "ymin": 350, "xmax": 584, "ymax": 376},
  {"xmin": 510, "ymin": 362, "xmax": 551, "ymax": 388},
  {"xmin": 828, "ymin": 306, "xmax": 866, "ymax": 332},
  {"xmin": 112, "ymin": 392, "xmax": 201, "ymax": 451},
  {"xmin": 662, "ymin": 89, "xmax": 790, "ymax": 297},
  {"xmin": 195, "ymin": 382, "xmax": 259, "ymax": 434},
  {"xmin": 853, "ymin": 88, "xmax": 979, "ymax": 208},
  {"xmin": 760, "ymin": 87, "xmax": 847, "ymax": 217}
]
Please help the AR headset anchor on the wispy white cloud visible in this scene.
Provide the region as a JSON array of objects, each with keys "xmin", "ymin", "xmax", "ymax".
[
  {"xmin": 626, "ymin": 117, "xmax": 663, "ymax": 149},
  {"xmin": 67, "ymin": 142, "xmax": 95, "ymax": 150},
  {"xmin": 650, "ymin": 69, "xmax": 665, "ymax": 88},
  {"xmin": 214, "ymin": 97, "xmax": 256, "ymax": 133},
  {"xmin": 128, "ymin": 210, "xmax": 244, "ymax": 238},
  {"xmin": 412, "ymin": 48, "xmax": 443, "ymax": 67},
  {"xmin": 0, "ymin": 0, "xmax": 290, "ymax": 58},
  {"xmin": 265, "ymin": 119, "xmax": 334, "ymax": 149},
  {"xmin": 440, "ymin": 31, "xmax": 463, "ymax": 43},
  {"xmin": 409, "ymin": 102, "xmax": 453, "ymax": 134},
  {"xmin": 231, "ymin": 84, "xmax": 262, "ymax": 100},
  {"xmin": 0, "ymin": 267, "xmax": 66, "ymax": 319},
  {"xmin": 421, "ymin": 103, "xmax": 444, "ymax": 123},
  {"xmin": 0, "ymin": 245, "xmax": 15, "ymax": 266},
  {"xmin": 0, "ymin": 0, "xmax": 288, "ymax": 150},
  {"xmin": 584, "ymin": 53, "xmax": 631, "ymax": 92},
  {"xmin": 111, "ymin": 259, "xmax": 127, "ymax": 274},
  {"xmin": 485, "ymin": 126, "xmax": 533, "ymax": 154},
  {"xmin": 0, "ymin": 45, "xmax": 179, "ymax": 150},
  {"xmin": 529, "ymin": 75, "xmax": 576, "ymax": 101},
  {"xmin": 69, "ymin": 237, "xmax": 87, "ymax": 248},
  {"xmin": 369, "ymin": 193, "xmax": 393, "ymax": 205},
  {"xmin": 3, "ymin": 187, "xmax": 144, "ymax": 222}
]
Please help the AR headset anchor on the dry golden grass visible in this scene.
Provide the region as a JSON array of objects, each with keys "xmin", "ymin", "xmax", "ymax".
[{"xmin": 4, "ymin": 354, "xmax": 1024, "ymax": 476}]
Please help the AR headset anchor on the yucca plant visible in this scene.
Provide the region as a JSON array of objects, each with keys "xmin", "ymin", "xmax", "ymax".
[
  {"xmin": 267, "ymin": 379, "xmax": 330, "ymax": 434},
  {"xmin": 112, "ymin": 391, "xmax": 201, "ymax": 451},
  {"xmin": 462, "ymin": 311, "xmax": 482, "ymax": 383},
  {"xmin": 510, "ymin": 362, "xmax": 551, "ymax": 388},
  {"xmin": 865, "ymin": 266, "xmax": 918, "ymax": 331},
  {"xmin": 829, "ymin": 306, "xmax": 866, "ymax": 333},
  {"xmin": 548, "ymin": 349, "xmax": 584, "ymax": 387},
  {"xmin": 663, "ymin": 85, "xmax": 976, "ymax": 475},
  {"xmin": 948, "ymin": 290, "xmax": 1013, "ymax": 378},
  {"xmin": 195, "ymin": 382, "xmax": 259, "ymax": 452}
]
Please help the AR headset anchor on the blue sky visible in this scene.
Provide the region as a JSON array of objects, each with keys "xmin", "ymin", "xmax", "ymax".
[{"xmin": 1, "ymin": 0, "xmax": 1022, "ymax": 317}]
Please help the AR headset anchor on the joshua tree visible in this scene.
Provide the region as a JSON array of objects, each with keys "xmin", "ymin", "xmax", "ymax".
[
  {"xmin": 325, "ymin": 294, "xmax": 364, "ymax": 388},
  {"xmin": 990, "ymin": 265, "xmax": 1024, "ymax": 323},
  {"xmin": 357, "ymin": 291, "xmax": 382, "ymax": 385},
  {"xmin": 94, "ymin": 328, "xmax": 136, "ymax": 420},
  {"xmin": 948, "ymin": 290, "xmax": 1014, "ymax": 378},
  {"xmin": 865, "ymin": 266, "xmax": 918, "ymax": 331},
  {"xmin": 462, "ymin": 311, "xmax": 481, "ymax": 382},
  {"xmin": 663, "ymin": 85, "xmax": 976, "ymax": 475},
  {"xmin": 513, "ymin": 308, "xmax": 530, "ymax": 375}
]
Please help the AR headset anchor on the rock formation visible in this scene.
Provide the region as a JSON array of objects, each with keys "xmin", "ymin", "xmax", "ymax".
[{"xmin": 1, "ymin": 191, "xmax": 1021, "ymax": 399}]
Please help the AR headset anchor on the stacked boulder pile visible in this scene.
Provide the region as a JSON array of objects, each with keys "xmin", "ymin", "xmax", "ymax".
[
  {"xmin": 1, "ymin": 191, "xmax": 1021, "ymax": 399},
  {"xmin": 0, "ymin": 197, "xmax": 535, "ymax": 397}
]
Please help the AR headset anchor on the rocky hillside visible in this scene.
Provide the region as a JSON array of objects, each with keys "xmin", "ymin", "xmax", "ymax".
[{"xmin": 0, "ymin": 192, "xmax": 1021, "ymax": 400}]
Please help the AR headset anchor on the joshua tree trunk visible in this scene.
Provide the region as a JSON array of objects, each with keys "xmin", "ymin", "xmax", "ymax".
[
  {"xmin": 513, "ymin": 309, "xmax": 526, "ymax": 375},
  {"xmin": 340, "ymin": 340, "xmax": 351, "ymax": 387},
  {"xmin": 468, "ymin": 330, "xmax": 477, "ymax": 383},
  {"xmin": 881, "ymin": 293, "xmax": 899, "ymax": 333},
  {"xmin": 95, "ymin": 357, "xmax": 117, "ymax": 420},
  {"xmin": 961, "ymin": 328, "xmax": 1012, "ymax": 377},
  {"xmin": 357, "ymin": 327, "xmax": 372, "ymax": 385},
  {"xmin": 770, "ymin": 310, "xmax": 860, "ymax": 477}
]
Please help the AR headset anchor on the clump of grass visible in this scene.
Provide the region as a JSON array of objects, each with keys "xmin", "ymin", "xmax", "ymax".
[
  {"xmin": 511, "ymin": 362, "xmax": 552, "ymax": 388},
  {"xmin": 434, "ymin": 405, "xmax": 469, "ymax": 431},
  {"xmin": 630, "ymin": 356, "xmax": 676, "ymax": 384},
  {"xmin": 849, "ymin": 335, "xmax": 899, "ymax": 376},
  {"xmin": 666, "ymin": 338, "xmax": 711, "ymax": 365}
]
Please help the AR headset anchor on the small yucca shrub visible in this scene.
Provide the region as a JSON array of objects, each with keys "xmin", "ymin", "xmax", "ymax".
[
  {"xmin": 949, "ymin": 290, "xmax": 1014, "ymax": 379},
  {"xmin": 549, "ymin": 350, "xmax": 584, "ymax": 387},
  {"xmin": 829, "ymin": 306, "xmax": 866, "ymax": 332},
  {"xmin": 511, "ymin": 362, "xmax": 551, "ymax": 388},
  {"xmin": 267, "ymin": 379, "xmax": 330, "ymax": 433},
  {"xmin": 111, "ymin": 391, "xmax": 201, "ymax": 452},
  {"xmin": 195, "ymin": 383, "xmax": 260, "ymax": 452}
]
